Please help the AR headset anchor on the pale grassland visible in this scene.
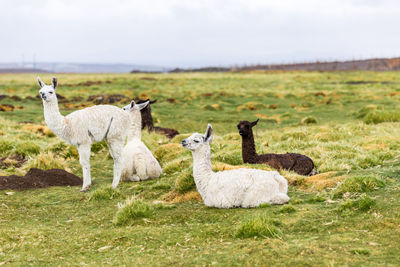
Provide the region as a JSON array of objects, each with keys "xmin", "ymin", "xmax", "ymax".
[{"xmin": 1, "ymin": 72, "xmax": 400, "ymax": 266}]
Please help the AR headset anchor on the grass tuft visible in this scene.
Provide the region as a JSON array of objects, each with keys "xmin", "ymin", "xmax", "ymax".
[
  {"xmin": 114, "ymin": 197, "xmax": 153, "ymax": 226},
  {"xmin": 363, "ymin": 110, "xmax": 400, "ymax": 124},
  {"xmin": 333, "ymin": 176, "xmax": 385, "ymax": 198},
  {"xmin": 175, "ymin": 169, "xmax": 195, "ymax": 194},
  {"xmin": 24, "ymin": 151, "xmax": 71, "ymax": 172},
  {"xmin": 89, "ymin": 187, "xmax": 121, "ymax": 201},
  {"xmin": 301, "ymin": 116, "xmax": 317, "ymax": 124},
  {"xmin": 235, "ymin": 215, "xmax": 283, "ymax": 239},
  {"xmin": 336, "ymin": 194, "xmax": 376, "ymax": 214}
]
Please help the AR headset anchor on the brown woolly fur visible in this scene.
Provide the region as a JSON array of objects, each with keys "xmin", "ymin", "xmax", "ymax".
[
  {"xmin": 238, "ymin": 119, "xmax": 316, "ymax": 176},
  {"xmin": 136, "ymin": 99, "xmax": 180, "ymax": 138}
]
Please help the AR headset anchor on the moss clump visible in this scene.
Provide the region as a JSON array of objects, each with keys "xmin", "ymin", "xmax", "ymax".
[
  {"xmin": 333, "ymin": 176, "xmax": 385, "ymax": 198},
  {"xmin": 354, "ymin": 105, "xmax": 379, "ymax": 119},
  {"xmin": 235, "ymin": 215, "xmax": 282, "ymax": 239},
  {"xmin": 114, "ymin": 198, "xmax": 153, "ymax": 226},
  {"xmin": 89, "ymin": 187, "xmax": 121, "ymax": 201}
]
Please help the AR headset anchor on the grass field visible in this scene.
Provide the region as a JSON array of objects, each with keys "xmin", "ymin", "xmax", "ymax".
[{"xmin": 1, "ymin": 72, "xmax": 400, "ymax": 266}]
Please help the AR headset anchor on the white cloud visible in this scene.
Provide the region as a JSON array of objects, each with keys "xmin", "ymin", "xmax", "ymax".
[{"xmin": 0, "ymin": 0, "xmax": 399, "ymax": 67}]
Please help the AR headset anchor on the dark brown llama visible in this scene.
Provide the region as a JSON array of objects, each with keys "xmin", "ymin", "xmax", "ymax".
[
  {"xmin": 136, "ymin": 99, "xmax": 180, "ymax": 139},
  {"xmin": 237, "ymin": 119, "xmax": 317, "ymax": 176}
]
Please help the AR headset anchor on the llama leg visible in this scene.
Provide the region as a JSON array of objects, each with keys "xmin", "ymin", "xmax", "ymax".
[
  {"xmin": 78, "ymin": 144, "xmax": 92, "ymax": 192},
  {"xmin": 108, "ymin": 141, "xmax": 124, "ymax": 189},
  {"xmin": 134, "ymin": 154, "xmax": 148, "ymax": 181}
]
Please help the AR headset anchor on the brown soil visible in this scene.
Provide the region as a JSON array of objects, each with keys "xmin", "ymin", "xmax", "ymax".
[
  {"xmin": 0, "ymin": 104, "xmax": 15, "ymax": 112},
  {"xmin": 0, "ymin": 168, "xmax": 82, "ymax": 190},
  {"xmin": 87, "ymin": 94, "xmax": 130, "ymax": 104}
]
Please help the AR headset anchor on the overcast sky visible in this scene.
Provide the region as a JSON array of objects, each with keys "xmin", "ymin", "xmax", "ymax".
[{"xmin": 1, "ymin": 0, "xmax": 399, "ymax": 68}]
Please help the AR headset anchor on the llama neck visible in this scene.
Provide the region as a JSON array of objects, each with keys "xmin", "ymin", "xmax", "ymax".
[
  {"xmin": 127, "ymin": 110, "xmax": 142, "ymax": 141},
  {"xmin": 43, "ymin": 99, "xmax": 66, "ymax": 136},
  {"xmin": 192, "ymin": 145, "xmax": 213, "ymax": 193},
  {"xmin": 241, "ymin": 131, "xmax": 258, "ymax": 163}
]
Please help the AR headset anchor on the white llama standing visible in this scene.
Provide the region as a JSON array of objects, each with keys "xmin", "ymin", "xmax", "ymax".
[
  {"xmin": 37, "ymin": 77, "xmax": 130, "ymax": 191},
  {"xmin": 120, "ymin": 100, "xmax": 162, "ymax": 181},
  {"xmin": 182, "ymin": 124, "xmax": 290, "ymax": 208}
]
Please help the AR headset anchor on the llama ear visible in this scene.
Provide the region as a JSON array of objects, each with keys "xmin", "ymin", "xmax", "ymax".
[
  {"xmin": 251, "ymin": 119, "xmax": 259, "ymax": 127},
  {"xmin": 52, "ymin": 77, "xmax": 58, "ymax": 90},
  {"xmin": 37, "ymin": 77, "xmax": 45, "ymax": 88},
  {"xmin": 204, "ymin": 124, "xmax": 213, "ymax": 143},
  {"xmin": 130, "ymin": 100, "xmax": 135, "ymax": 109},
  {"xmin": 137, "ymin": 101, "xmax": 149, "ymax": 110},
  {"xmin": 150, "ymin": 99, "xmax": 157, "ymax": 104}
]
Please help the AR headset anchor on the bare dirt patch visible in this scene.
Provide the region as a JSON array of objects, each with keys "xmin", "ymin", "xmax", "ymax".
[
  {"xmin": 0, "ymin": 104, "xmax": 15, "ymax": 112},
  {"xmin": 87, "ymin": 94, "xmax": 130, "ymax": 104},
  {"xmin": 0, "ymin": 168, "xmax": 82, "ymax": 190}
]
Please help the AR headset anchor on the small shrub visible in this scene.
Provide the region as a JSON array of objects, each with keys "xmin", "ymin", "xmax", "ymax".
[
  {"xmin": 235, "ymin": 215, "xmax": 282, "ymax": 239},
  {"xmin": 333, "ymin": 176, "xmax": 385, "ymax": 198},
  {"xmin": 363, "ymin": 110, "xmax": 400, "ymax": 124},
  {"xmin": 114, "ymin": 198, "xmax": 153, "ymax": 226},
  {"xmin": 89, "ymin": 187, "xmax": 121, "ymax": 201},
  {"xmin": 336, "ymin": 194, "xmax": 376, "ymax": 214},
  {"xmin": 301, "ymin": 116, "xmax": 317, "ymax": 124}
]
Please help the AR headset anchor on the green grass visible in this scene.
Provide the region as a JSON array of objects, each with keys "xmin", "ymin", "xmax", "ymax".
[
  {"xmin": 1, "ymin": 72, "xmax": 400, "ymax": 265},
  {"xmin": 235, "ymin": 215, "xmax": 283, "ymax": 239}
]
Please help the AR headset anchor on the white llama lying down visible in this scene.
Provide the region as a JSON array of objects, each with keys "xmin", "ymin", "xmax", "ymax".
[
  {"xmin": 182, "ymin": 124, "xmax": 290, "ymax": 208},
  {"xmin": 37, "ymin": 77, "xmax": 130, "ymax": 191},
  {"xmin": 120, "ymin": 100, "xmax": 162, "ymax": 181}
]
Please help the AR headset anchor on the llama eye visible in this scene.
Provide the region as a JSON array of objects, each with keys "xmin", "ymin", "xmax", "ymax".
[
  {"xmin": 245, "ymin": 125, "xmax": 250, "ymax": 129},
  {"xmin": 49, "ymin": 92, "xmax": 53, "ymax": 94},
  {"xmin": 194, "ymin": 140, "xmax": 199, "ymax": 143}
]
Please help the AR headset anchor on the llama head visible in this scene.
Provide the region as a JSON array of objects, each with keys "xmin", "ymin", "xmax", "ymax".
[
  {"xmin": 237, "ymin": 119, "xmax": 259, "ymax": 137},
  {"xmin": 122, "ymin": 100, "xmax": 149, "ymax": 112},
  {"xmin": 182, "ymin": 124, "xmax": 213, "ymax": 151},
  {"xmin": 37, "ymin": 77, "xmax": 58, "ymax": 102}
]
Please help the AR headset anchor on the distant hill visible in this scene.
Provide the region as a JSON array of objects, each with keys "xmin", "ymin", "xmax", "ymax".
[
  {"xmin": 168, "ymin": 57, "xmax": 400, "ymax": 73},
  {"xmin": 0, "ymin": 62, "xmax": 167, "ymax": 73}
]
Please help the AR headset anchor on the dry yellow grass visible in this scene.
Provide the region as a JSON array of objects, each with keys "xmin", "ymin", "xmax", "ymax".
[{"xmin": 21, "ymin": 124, "xmax": 54, "ymax": 137}]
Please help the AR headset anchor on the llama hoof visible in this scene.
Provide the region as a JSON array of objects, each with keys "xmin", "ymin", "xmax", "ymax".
[
  {"xmin": 111, "ymin": 183, "xmax": 119, "ymax": 189},
  {"xmin": 80, "ymin": 185, "xmax": 91, "ymax": 192}
]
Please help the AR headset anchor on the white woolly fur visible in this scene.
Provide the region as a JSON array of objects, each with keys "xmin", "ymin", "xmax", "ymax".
[
  {"xmin": 182, "ymin": 124, "xmax": 290, "ymax": 208},
  {"xmin": 120, "ymin": 101, "xmax": 162, "ymax": 181},
  {"xmin": 37, "ymin": 77, "xmax": 130, "ymax": 191}
]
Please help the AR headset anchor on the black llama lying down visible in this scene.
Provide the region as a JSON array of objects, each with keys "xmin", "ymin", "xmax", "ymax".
[
  {"xmin": 237, "ymin": 119, "xmax": 317, "ymax": 176},
  {"xmin": 136, "ymin": 99, "xmax": 180, "ymax": 139}
]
